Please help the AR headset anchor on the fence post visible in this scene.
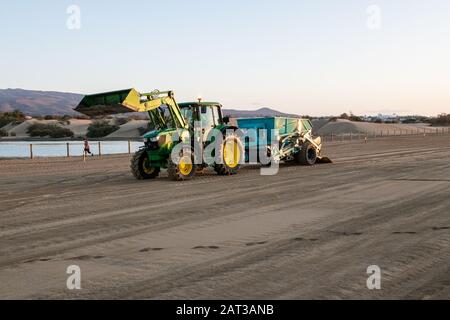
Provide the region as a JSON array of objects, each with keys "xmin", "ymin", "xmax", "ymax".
[
  {"xmin": 29, "ymin": 144, "xmax": 33, "ymax": 159},
  {"xmin": 98, "ymin": 141, "xmax": 102, "ymax": 157},
  {"xmin": 128, "ymin": 140, "xmax": 131, "ymax": 154},
  {"xmin": 331, "ymin": 133, "xmax": 334, "ymax": 142},
  {"xmin": 66, "ymin": 143, "xmax": 70, "ymax": 158}
]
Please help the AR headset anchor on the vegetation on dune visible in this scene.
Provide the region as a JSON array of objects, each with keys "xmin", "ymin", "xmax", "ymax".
[
  {"xmin": 429, "ymin": 114, "xmax": 450, "ymax": 126},
  {"xmin": 0, "ymin": 128, "xmax": 8, "ymax": 137},
  {"xmin": 116, "ymin": 117, "xmax": 132, "ymax": 126},
  {"xmin": 0, "ymin": 110, "xmax": 26, "ymax": 128},
  {"xmin": 27, "ymin": 123, "xmax": 74, "ymax": 138},
  {"xmin": 339, "ymin": 113, "xmax": 364, "ymax": 122},
  {"xmin": 86, "ymin": 120, "xmax": 120, "ymax": 138},
  {"xmin": 138, "ymin": 123, "xmax": 154, "ymax": 136}
]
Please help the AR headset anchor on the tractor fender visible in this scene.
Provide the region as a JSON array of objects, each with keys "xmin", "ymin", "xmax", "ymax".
[{"xmin": 219, "ymin": 125, "xmax": 239, "ymax": 134}]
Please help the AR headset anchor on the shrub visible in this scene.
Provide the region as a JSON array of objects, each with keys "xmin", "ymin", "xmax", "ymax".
[
  {"xmin": 138, "ymin": 122, "xmax": 158, "ymax": 136},
  {"xmin": 27, "ymin": 123, "xmax": 74, "ymax": 138},
  {"xmin": 0, "ymin": 129, "xmax": 8, "ymax": 137},
  {"xmin": 349, "ymin": 115, "xmax": 363, "ymax": 122},
  {"xmin": 116, "ymin": 117, "xmax": 130, "ymax": 126},
  {"xmin": 0, "ymin": 110, "xmax": 26, "ymax": 128},
  {"xmin": 429, "ymin": 114, "xmax": 450, "ymax": 126},
  {"xmin": 86, "ymin": 120, "xmax": 120, "ymax": 138}
]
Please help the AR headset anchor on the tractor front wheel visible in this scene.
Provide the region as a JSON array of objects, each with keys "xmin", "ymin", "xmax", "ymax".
[
  {"xmin": 168, "ymin": 148, "xmax": 197, "ymax": 181},
  {"xmin": 214, "ymin": 133, "xmax": 244, "ymax": 175},
  {"xmin": 131, "ymin": 149, "xmax": 160, "ymax": 180}
]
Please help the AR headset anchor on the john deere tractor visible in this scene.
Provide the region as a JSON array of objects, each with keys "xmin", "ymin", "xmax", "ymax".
[{"xmin": 76, "ymin": 89, "xmax": 243, "ymax": 181}]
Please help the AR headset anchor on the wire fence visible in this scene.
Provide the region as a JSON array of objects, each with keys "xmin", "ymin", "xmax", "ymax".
[{"xmin": 321, "ymin": 127, "xmax": 450, "ymax": 143}]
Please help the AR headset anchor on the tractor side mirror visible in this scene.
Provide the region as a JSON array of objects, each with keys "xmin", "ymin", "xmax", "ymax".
[{"xmin": 223, "ymin": 116, "xmax": 230, "ymax": 124}]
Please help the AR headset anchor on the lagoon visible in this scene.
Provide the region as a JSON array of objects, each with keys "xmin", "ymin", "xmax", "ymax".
[{"xmin": 0, "ymin": 141, "xmax": 143, "ymax": 158}]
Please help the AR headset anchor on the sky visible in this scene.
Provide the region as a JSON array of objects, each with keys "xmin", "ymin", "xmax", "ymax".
[{"xmin": 0, "ymin": 0, "xmax": 449, "ymax": 116}]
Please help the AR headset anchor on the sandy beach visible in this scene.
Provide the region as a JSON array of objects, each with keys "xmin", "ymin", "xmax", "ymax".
[{"xmin": 0, "ymin": 135, "xmax": 449, "ymax": 299}]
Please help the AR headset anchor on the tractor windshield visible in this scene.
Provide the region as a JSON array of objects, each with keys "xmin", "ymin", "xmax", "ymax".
[
  {"xmin": 148, "ymin": 105, "xmax": 179, "ymax": 130},
  {"xmin": 180, "ymin": 107, "xmax": 194, "ymax": 127}
]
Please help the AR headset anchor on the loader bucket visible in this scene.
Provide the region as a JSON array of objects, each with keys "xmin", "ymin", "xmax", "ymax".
[{"xmin": 75, "ymin": 88, "xmax": 142, "ymax": 116}]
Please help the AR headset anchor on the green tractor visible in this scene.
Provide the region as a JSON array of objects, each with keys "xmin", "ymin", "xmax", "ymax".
[{"xmin": 75, "ymin": 89, "xmax": 243, "ymax": 181}]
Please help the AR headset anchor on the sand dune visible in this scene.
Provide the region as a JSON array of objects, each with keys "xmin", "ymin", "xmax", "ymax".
[
  {"xmin": 6, "ymin": 119, "xmax": 92, "ymax": 138},
  {"xmin": 106, "ymin": 120, "xmax": 148, "ymax": 138},
  {"xmin": 3, "ymin": 117, "xmax": 446, "ymax": 140},
  {"xmin": 317, "ymin": 119, "xmax": 439, "ymax": 136}
]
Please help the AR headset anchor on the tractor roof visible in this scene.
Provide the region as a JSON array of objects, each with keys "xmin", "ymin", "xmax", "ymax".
[{"xmin": 178, "ymin": 102, "xmax": 221, "ymax": 108}]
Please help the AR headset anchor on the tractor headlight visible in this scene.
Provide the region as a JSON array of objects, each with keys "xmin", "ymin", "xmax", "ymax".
[{"xmin": 150, "ymin": 136, "xmax": 159, "ymax": 142}]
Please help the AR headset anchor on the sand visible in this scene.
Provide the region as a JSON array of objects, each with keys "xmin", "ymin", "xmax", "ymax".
[{"xmin": 0, "ymin": 134, "xmax": 449, "ymax": 299}]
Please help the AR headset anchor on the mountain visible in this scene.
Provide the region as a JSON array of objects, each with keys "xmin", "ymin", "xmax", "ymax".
[
  {"xmin": 0, "ymin": 89, "xmax": 83, "ymax": 116},
  {"xmin": 0, "ymin": 89, "xmax": 298, "ymax": 118},
  {"xmin": 222, "ymin": 107, "xmax": 299, "ymax": 118}
]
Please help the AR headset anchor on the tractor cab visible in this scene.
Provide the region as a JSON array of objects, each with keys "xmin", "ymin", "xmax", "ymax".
[
  {"xmin": 179, "ymin": 102, "xmax": 229, "ymax": 127},
  {"xmin": 179, "ymin": 102, "xmax": 230, "ymax": 142}
]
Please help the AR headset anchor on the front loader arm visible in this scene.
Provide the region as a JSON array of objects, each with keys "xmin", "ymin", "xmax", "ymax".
[{"xmin": 75, "ymin": 88, "xmax": 187, "ymax": 129}]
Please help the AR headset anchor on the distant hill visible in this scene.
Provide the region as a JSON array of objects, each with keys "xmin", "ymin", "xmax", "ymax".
[
  {"xmin": 223, "ymin": 107, "xmax": 299, "ymax": 118},
  {"xmin": 0, "ymin": 89, "xmax": 297, "ymax": 118},
  {"xmin": 0, "ymin": 89, "xmax": 83, "ymax": 116}
]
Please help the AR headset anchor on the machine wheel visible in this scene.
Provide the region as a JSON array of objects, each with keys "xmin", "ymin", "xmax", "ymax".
[
  {"xmin": 259, "ymin": 146, "xmax": 280, "ymax": 167},
  {"xmin": 168, "ymin": 148, "xmax": 197, "ymax": 181},
  {"xmin": 131, "ymin": 149, "xmax": 160, "ymax": 180},
  {"xmin": 295, "ymin": 141, "xmax": 318, "ymax": 166},
  {"xmin": 214, "ymin": 133, "xmax": 244, "ymax": 175}
]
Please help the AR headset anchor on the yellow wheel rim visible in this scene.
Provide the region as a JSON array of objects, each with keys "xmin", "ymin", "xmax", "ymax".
[
  {"xmin": 142, "ymin": 158, "xmax": 155, "ymax": 175},
  {"xmin": 224, "ymin": 139, "xmax": 240, "ymax": 168},
  {"xmin": 179, "ymin": 156, "xmax": 193, "ymax": 176}
]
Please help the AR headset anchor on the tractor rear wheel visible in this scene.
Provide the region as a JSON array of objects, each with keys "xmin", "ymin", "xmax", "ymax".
[
  {"xmin": 214, "ymin": 133, "xmax": 244, "ymax": 175},
  {"xmin": 131, "ymin": 149, "xmax": 160, "ymax": 180},
  {"xmin": 295, "ymin": 141, "xmax": 318, "ymax": 166},
  {"xmin": 168, "ymin": 148, "xmax": 197, "ymax": 181}
]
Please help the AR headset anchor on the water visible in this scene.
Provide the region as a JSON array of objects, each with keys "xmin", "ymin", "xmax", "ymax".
[{"xmin": 0, "ymin": 141, "xmax": 144, "ymax": 158}]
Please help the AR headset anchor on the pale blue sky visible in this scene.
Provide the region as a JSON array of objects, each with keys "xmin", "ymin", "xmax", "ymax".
[{"xmin": 1, "ymin": 0, "xmax": 449, "ymax": 116}]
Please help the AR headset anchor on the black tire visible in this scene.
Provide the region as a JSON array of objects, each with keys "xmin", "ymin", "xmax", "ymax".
[
  {"xmin": 259, "ymin": 146, "xmax": 280, "ymax": 167},
  {"xmin": 168, "ymin": 148, "xmax": 197, "ymax": 181},
  {"xmin": 130, "ymin": 149, "xmax": 160, "ymax": 180},
  {"xmin": 214, "ymin": 133, "xmax": 244, "ymax": 176},
  {"xmin": 295, "ymin": 141, "xmax": 318, "ymax": 166}
]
